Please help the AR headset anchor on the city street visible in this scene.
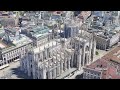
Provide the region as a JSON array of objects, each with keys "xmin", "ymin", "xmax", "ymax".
[{"xmin": 0, "ymin": 61, "xmax": 32, "ymax": 79}]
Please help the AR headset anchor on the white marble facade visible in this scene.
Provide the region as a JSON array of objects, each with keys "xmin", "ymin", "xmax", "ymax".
[{"xmin": 20, "ymin": 34, "xmax": 96, "ymax": 79}]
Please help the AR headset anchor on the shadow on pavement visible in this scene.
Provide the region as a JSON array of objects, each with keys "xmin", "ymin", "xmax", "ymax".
[
  {"xmin": 75, "ymin": 74, "xmax": 83, "ymax": 79},
  {"xmin": 11, "ymin": 66, "xmax": 32, "ymax": 79}
]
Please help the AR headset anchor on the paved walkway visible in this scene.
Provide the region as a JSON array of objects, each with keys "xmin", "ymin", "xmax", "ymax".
[
  {"xmin": 0, "ymin": 61, "xmax": 31, "ymax": 79},
  {"xmin": 93, "ymin": 44, "xmax": 119, "ymax": 62}
]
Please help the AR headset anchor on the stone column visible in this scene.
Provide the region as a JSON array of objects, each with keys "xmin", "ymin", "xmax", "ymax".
[
  {"xmin": 55, "ymin": 68, "xmax": 57, "ymax": 78},
  {"xmin": 42, "ymin": 68, "xmax": 46, "ymax": 79},
  {"xmin": 49, "ymin": 71, "xmax": 52, "ymax": 79},
  {"xmin": 28, "ymin": 54, "xmax": 32, "ymax": 77},
  {"xmin": 53, "ymin": 68, "xmax": 56, "ymax": 79},
  {"xmin": 89, "ymin": 40, "xmax": 92, "ymax": 64},
  {"xmin": 52, "ymin": 69, "xmax": 54, "ymax": 79},
  {"xmin": 77, "ymin": 51, "xmax": 81, "ymax": 70},
  {"xmin": 67, "ymin": 57, "xmax": 71, "ymax": 69},
  {"xmin": 43, "ymin": 51, "xmax": 45, "ymax": 60},
  {"xmin": 32, "ymin": 54, "xmax": 36, "ymax": 79},
  {"xmin": 93, "ymin": 37, "xmax": 96, "ymax": 61},
  {"xmin": 42, "ymin": 52, "xmax": 44, "ymax": 62},
  {"xmin": 45, "ymin": 49, "xmax": 47, "ymax": 59},
  {"xmin": 60, "ymin": 61, "xmax": 63, "ymax": 74},
  {"xmin": 93, "ymin": 37, "xmax": 96, "ymax": 55},
  {"xmin": 30, "ymin": 66, "xmax": 35, "ymax": 79},
  {"xmin": 47, "ymin": 71, "xmax": 50, "ymax": 79},
  {"xmin": 47, "ymin": 48, "xmax": 49, "ymax": 58},
  {"xmin": 70, "ymin": 55, "xmax": 74, "ymax": 68},
  {"xmin": 82, "ymin": 44, "xmax": 86, "ymax": 66},
  {"xmin": 91, "ymin": 35, "xmax": 95, "ymax": 62},
  {"xmin": 57, "ymin": 65, "xmax": 60, "ymax": 76},
  {"xmin": 37, "ymin": 67, "xmax": 40, "ymax": 79},
  {"xmin": 86, "ymin": 53, "xmax": 89, "ymax": 65},
  {"xmin": 63, "ymin": 60, "xmax": 67, "ymax": 71},
  {"xmin": 65, "ymin": 60, "xmax": 67, "ymax": 70},
  {"xmin": 47, "ymin": 71, "xmax": 51, "ymax": 79}
]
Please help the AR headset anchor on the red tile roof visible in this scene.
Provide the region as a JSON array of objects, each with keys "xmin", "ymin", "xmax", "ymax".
[{"xmin": 86, "ymin": 46, "xmax": 120, "ymax": 79}]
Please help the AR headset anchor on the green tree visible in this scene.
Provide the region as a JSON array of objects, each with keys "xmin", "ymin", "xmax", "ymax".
[{"xmin": 96, "ymin": 51, "xmax": 99, "ymax": 55}]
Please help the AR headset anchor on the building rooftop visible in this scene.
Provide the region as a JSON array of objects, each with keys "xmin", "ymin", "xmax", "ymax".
[
  {"xmin": 86, "ymin": 46, "xmax": 120, "ymax": 79},
  {"xmin": 12, "ymin": 34, "xmax": 32, "ymax": 46},
  {"xmin": 0, "ymin": 32, "xmax": 32, "ymax": 53},
  {"xmin": 28, "ymin": 26, "xmax": 51, "ymax": 38},
  {"xmin": 0, "ymin": 26, "xmax": 5, "ymax": 38},
  {"xmin": 0, "ymin": 41, "xmax": 7, "ymax": 49},
  {"xmin": 0, "ymin": 38, "xmax": 14, "ymax": 49},
  {"xmin": 0, "ymin": 17, "xmax": 16, "ymax": 27},
  {"xmin": 102, "ymin": 46, "xmax": 120, "ymax": 61},
  {"xmin": 95, "ymin": 27, "xmax": 120, "ymax": 39},
  {"xmin": 34, "ymin": 40, "xmax": 59, "ymax": 53}
]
